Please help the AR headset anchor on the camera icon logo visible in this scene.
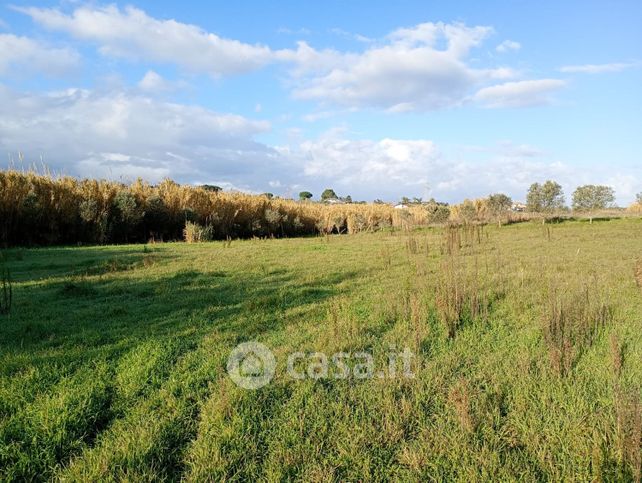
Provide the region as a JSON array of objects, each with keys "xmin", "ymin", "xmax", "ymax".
[{"xmin": 226, "ymin": 341, "xmax": 276, "ymax": 389}]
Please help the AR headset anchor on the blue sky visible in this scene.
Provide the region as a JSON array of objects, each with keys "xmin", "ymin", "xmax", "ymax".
[{"xmin": 0, "ymin": 1, "xmax": 640, "ymax": 203}]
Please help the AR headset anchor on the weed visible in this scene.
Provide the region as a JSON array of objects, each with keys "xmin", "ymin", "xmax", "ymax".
[
  {"xmin": 448, "ymin": 378, "xmax": 475, "ymax": 433},
  {"xmin": 614, "ymin": 388, "xmax": 642, "ymax": 481},
  {"xmin": 0, "ymin": 264, "xmax": 11, "ymax": 315},
  {"xmin": 610, "ymin": 333, "xmax": 624, "ymax": 379},
  {"xmin": 435, "ymin": 255, "xmax": 491, "ymax": 339},
  {"xmin": 543, "ymin": 281, "xmax": 612, "ymax": 376},
  {"xmin": 405, "ymin": 235, "xmax": 419, "ymax": 255}
]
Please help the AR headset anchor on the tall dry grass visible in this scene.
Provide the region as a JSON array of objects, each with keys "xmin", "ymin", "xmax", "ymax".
[
  {"xmin": 542, "ymin": 281, "xmax": 612, "ymax": 377},
  {"xmin": 0, "ymin": 170, "xmax": 433, "ymax": 246}
]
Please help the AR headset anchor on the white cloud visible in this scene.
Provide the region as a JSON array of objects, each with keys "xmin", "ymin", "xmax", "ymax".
[
  {"xmin": 329, "ymin": 28, "xmax": 373, "ymax": 43},
  {"xmin": 0, "ymin": 86, "xmax": 636, "ymax": 203},
  {"xmin": 15, "ymin": 4, "xmax": 275, "ymax": 77},
  {"xmin": 277, "ymin": 27, "xmax": 312, "ymax": 36},
  {"xmin": 559, "ymin": 62, "xmax": 636, "ymax": 74},
  {"xmin": 288, "ymin": 22, "xmax": 521, "ymax": 111},
  {"xmin": 496, "ymin": 40, "xmax": 521, "ymax": 53},
  {"xmin": 16, "ymin": 6, "xmax": 556, "ymax": 113},
  {"xmin": 299, "ymin": 137, "xmax": 438, "ymax": 188},
  {"xmin": 473, "ymin": 79, "xmax": 566, "ymax": 108},
  {"xmin": 496, "ymin": 141, "xmax": 544, "ymax": 158},
  {"xmin": 137, "ymin": 70, "xmax": 173, "ymax": 92},
  {"xmin": 0, "ymin": 33, "xmax": 79, "ymax": 75},
  {"xmin": 281, "ymin": 131, "xmax": 564, "ymax": 201},
  {"xmin": 0, "ymin": 84, "xmax": 277, "ymax": 186}
]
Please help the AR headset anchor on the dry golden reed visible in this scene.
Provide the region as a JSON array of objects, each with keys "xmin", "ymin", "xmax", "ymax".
[{"xmin": 0, "ymin": 169, "xmax": 435, "ymax": 246}]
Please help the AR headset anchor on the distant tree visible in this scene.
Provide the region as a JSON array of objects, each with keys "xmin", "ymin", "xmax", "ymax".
[
  {"xmin": 527, "ymin": 181, "xmax": 565, "ymax": 213},
  {"xmin": 262, "ymin": 192, "xmax": 274, "ymax": 199},
  {"xmin": 344, "ymin": 195, "xmax": 352, "ymax": 203},
  {"xmin": 458, "ymin": 199, "xmax": 477, "ymax": 222},
  {"xmin": 636, "ymin": 192, "xmax": 642, "ymax": 204},
  {"xmin": 321, "ymin": 188, "xmax": 338, "ymax": 200},
  {"xmin": 299, "ymin": 191, "xmax": 313, "ymax": 201},
  {"xmin": 373, "ymin": 199, "xmax": 385, "ymax": 204},
  {"xmin": 412, "ymin": 197, "xmax": 423, "ymax": 204},
  {"xmin": 400, "ymin": 196, "xmax": 411, "ymax": 205},
  {"xmin": 201, "ymin": 184, "xmax": 222, "ymax": 193},
  {"xmin": 526, "ymin": 183, "xmax": 541, "ymax": 212},
  {"xmin": 425, "ymin": 199, "xmax": 451, "ymax": 224},
  {"xmin": 487, "ymin": 193, "xmax": 513, "ymax": 215},
  {"xmin": 572, "ymin": 185, "xmax": 615, "ymax": 221}
]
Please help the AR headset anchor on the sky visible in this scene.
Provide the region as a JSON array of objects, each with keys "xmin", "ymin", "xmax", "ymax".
[{"xmin": 0, "ymin": 0, "xmax": 640, "ymax": 204}]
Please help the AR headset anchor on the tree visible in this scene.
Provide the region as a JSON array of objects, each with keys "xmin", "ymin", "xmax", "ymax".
[
  {"xmin": 299, "ymin": 191, "xmax": 313, "ymax": 201},
  {"xmin": 572, "ymin": 185, "xmax": 615, "ymax": 221},
  {"xmin": 321, "ymin": 188, "xmax": 338, "ymax": 200},
  {"xmin": 636, "ymin": 192, "xmax": 642, "ymax": 204},
  {"xmin": 400, "ymin": 196, "xmax": 411, "ymax": 205},
  {"xmin": 200, "ymin": 184, "xmax": 222, "ymax": 193},
  {"xmin": 425, "ymin": 200, "xmax": 451, "ymax": 224},
  {"xmin": 262, "ymin": 193, "xmax": 274, "ymax": 199},
  {"xmin": 343, "ymin": 195, "xmax": 352, "ymax": 203},
  {"xmin": 527, "ymin": 181, "xmax": 565, "ymax": 213},
  {"xmin": 487, "ymin": 193, "xmax": 512, "ymax": 215}
]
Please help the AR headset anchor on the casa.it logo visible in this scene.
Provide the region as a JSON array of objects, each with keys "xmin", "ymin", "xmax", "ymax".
[{"xmin": 226, "ymin": 341, "xmax": 276, "ymax": 390}]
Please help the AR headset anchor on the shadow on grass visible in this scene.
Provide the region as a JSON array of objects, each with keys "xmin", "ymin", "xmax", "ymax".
[
  {"xmin": 1, "ymin": 245, "xmax": 172, "ymax": 283},
  {"xmin": 0, "ymin": 264, "xmax": 360, "ymax": 374}
]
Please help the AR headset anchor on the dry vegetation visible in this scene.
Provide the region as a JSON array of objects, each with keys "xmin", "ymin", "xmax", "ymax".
[
  {"xmin": 0, "ymin": 170, "xmax": 432, "ymax": 245},
  {"xmin": 0, "ymin": 169, "xmax": 566, "ymax": 247}
]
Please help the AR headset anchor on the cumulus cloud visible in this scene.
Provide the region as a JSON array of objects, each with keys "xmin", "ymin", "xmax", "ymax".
[
  {"xmin": 289, "ymin": 22, "xmax": 521, "ymax": 111},
  {"xmin": 0, "ymin": 84, "xmax": 279, "ymax": 187},
  {"xmin": 496, "ymin": 40, "xmax": 521, "ymax": 53},
  {"xmin": 15, "ymin": 4, "xmax": 275, "ymax": 76},
  {"xmin": 0, "ymin": 85, "xmax": 636, "ymax": 203},
  {"xmin": 137, "ymin": 70, "xmax": 175, "ymax": 93},
  {"xmin": 559, "ymin": 62, "xmax": 636, "ymax": 74},
  {"xmin": 0, "ymin": 33, "xmax": 79, "ymax": 75},
  {"xmin": 274, "ymin": 130, "xmax": 598, "ymax": 203},
  {"xmin": 15, "ymin": 5, "xmax": 562, "ymax": 112},
  {"xmin": 473, "ymin": 79, "xmax": 566, "ymax": 108}
]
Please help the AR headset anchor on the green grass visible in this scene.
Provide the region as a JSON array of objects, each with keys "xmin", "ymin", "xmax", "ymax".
[{"xmin": 0, "ymin": 219, "xmax": 641, "ymax": 481}]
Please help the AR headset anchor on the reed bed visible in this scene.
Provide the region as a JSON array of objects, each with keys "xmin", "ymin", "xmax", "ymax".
[{"xmin": 0, "ymin": 170, "xmax": 430, "ymax": 246}]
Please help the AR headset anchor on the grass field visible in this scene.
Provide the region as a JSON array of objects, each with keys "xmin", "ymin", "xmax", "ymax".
[{"xmin": 1, "ymin": 218, "xmax": 641, "ymax": 481}]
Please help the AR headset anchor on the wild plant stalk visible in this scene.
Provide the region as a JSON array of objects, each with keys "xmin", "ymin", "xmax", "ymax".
[
  {"xmin": 448, "ymin": 378, "xmax": 475, "ymax": 433},
  {"xmin": 435, "ymin": 255, "xmax": 492, "ymax": 339},
  {"xmin": 543, "ymin": 281, "xmax": 612, "ymax": 376},
  {"xmin": 610, "ymin": 333, "xmax": 624, "ymax": 379},
  {"xmin": 614, "ymin": 387, "xmax": 642, "ymax": 481},
  {"xmin": 0, "ymin": 265, "xmax": 12, "ymax": 316},
  {"xmin": 409, "ymin": 291, "xmax": 427, "ymax": 353},
  {"xmin": 405, "ymin": 235, "xmax": 418, "ymax": 255},
  {"xmin": 442, "ymin": 224, "xmax": 461, "ymax": 255}
]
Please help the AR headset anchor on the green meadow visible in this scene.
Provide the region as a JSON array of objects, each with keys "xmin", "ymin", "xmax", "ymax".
[{"xmin": 1, "ymin": 218, "xmax": 641, "ymax": 481}]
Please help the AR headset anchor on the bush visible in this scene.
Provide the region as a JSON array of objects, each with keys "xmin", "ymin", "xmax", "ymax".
[{"xmin": 183, "ymin": 222, "xmax": 214, "ymax": 243}]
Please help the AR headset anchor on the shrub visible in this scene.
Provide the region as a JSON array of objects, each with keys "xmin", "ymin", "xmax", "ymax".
[
  {"xmin": 543, "ymin": 282, "xmax": 612, "ymax": 376},
  {"xmin": 183, "ymin": 222, "xmax": 214, "ymax": 243}
]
